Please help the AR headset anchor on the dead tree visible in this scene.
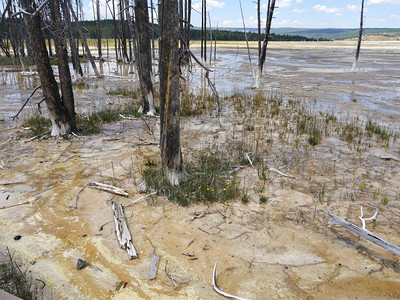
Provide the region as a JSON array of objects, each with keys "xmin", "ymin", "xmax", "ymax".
[
  {"xmin": 61, "ymin": 0, "xmax": 83, "ymax": 78},
  {"xmin": 256, "ymin": 0, "xmax": 275, "ymax": 88},
  {"xmin": 159, "ymin": 0, "xmax": 185, "ymax": 185},
  {"xmin": 352, "ymin": 0, "xmax": 365, "ymax": 71},
  {"xmin": 66, "ymin": 0, "xmax": 101, "ymax": 78},
  {"xmin": 94, "ymin": 0, "xmax": 102, "ymax": 60},
  {"xmin": 134, "ymin": 0, "xmax": 156, "ymax": 114},
  {"xmin": 19, "ymin": 0, "xmax": 75, "ymax": 135},
  {"xmin": 49, "ymin": 0, "xmax": 77, "ymax": 132},
  {"xmin": 257, "ymin": 0, "xmax": 261, "ymax": 58}
]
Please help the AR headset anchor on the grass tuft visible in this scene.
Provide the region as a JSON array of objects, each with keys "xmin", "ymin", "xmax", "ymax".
[{"xmin": 142, "ymin": 152, "xmax": 240, "ymax": 206}]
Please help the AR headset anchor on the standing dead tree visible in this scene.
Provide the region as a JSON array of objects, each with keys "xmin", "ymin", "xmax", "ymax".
[
  {"xmin": 18, "ymin": 0, "xmax": 76, "ymax": 135},
  {"xmin": 94, "ymin": 0, "xmax": 102, "ymax": 60},
  {"xmin": 352, "ymin": 0, "xmax": 365, "ymax": 71},
  {"xmin": 255, "ymin": 0, "xmax": 275, "ymax": 88},
  {"xmin": 49, "ymin": 0, "xmax": 77, "ymax": 132},
  {"xmin": 159, "ymin": 0, "xmax": 185, "ymax": 185},
  {"xmin": 134, "ymin": 0, "xmax": 156, "ymax": 115},
  {"xmin": 61, "ymin": 0, "xmax": 83, "ymax": 78},
  {"xmin": 66, "ymin": 0, "xmax": 101, "ymax": 78}
]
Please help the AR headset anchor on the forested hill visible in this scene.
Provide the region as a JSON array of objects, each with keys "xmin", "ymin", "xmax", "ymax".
[{"xmin": 75, "ymin": 20, "xmax": 328, "ymax": 41}]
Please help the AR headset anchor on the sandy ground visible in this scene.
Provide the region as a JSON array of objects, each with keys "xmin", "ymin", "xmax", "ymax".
[{"xmin": 0, "ymin": 42, "xmax": 400, "ymax": 299}]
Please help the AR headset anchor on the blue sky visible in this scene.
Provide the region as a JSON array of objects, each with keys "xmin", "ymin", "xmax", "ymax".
[{"xmin": 82, "ymin": 0, "xmax": 400, "ymax": 28}]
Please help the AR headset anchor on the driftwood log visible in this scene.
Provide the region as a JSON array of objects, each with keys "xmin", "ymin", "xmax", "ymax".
[
  {"xmin": 149, "ymin": 248, "xmax": 160, "ymax": 280},
  {"xmin": 212, "ymin": 262, "xmax": 249, "ymax": 300},
  {"xmin": 111, "ymin": 201, "xmax": 138, "ymax": 259},
  {"xmin": 327, "ymin": 210, "xmax": 400, "ymax": 257},
  {"xmin": 87, "ymin": 182, "xmax": 129, "ymax": 197}
]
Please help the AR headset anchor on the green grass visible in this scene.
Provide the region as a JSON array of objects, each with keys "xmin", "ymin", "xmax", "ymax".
[
  {"xmin": 107, "ymin": 87, "xmax": 141, "ymax": 98},
  {"xmin": 142, "ymin": 152, "xmax": 240, "ymax": 206},
  {"xmin": 0, "ymin": 248, "xmax": 37, "ymax": 299},
  {"xmin": 22, "ymin": 116, "xmax": 52, "ymax": 137},
  {"xmin": 22, "ymin": 102, "xmax": 141, "ymax": 137}
]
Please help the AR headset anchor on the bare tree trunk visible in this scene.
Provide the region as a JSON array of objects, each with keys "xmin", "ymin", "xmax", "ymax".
[
  {"xmin": 239, "ymin": 0, "xmax": 254, "ymax": 77},
  {"xmin": 20, "ymin": 0, "xmax": 71, "ymax": 135},
  {"xmin": 95, "ymin": 0, "xmax": 102, "ymax": 60},
  {"xmin": 159, "ymin": 0, "xmax": 185, "ymax": 185},
  {"xmin": 203, "ymin": 0, "xmax": 206, "ymax": 61},
  {"xmin": 257, "ymin": 0, "xmax": 261, "ymax": 58},
  {"xmin": 352, "ymin": 0, "xmax": 364, "ymax": 71},
  {"xmin": 50, "ymin": 0, "xmax": 77, "ymax": 133},
  {"xmin": 119, "ymin": 0, "xmax": 128, "ymax": 62},
  {"xmin": 61, "ymin": 0, "xmax": 83, "ymax": 78},
  {"xmin": 124, "ymin": 0, "xmax": 139, "ymax": 67},
  {"xmin": 66, "ymin": 0, "xmax": 101, "ymax": 78},
  {"xmin": 256, "ymin": 0, "xmax": 275, "ymax": 88},
  {"xmin": 134, "ymin": 0, "xmax": 155, "ymax": 114}
]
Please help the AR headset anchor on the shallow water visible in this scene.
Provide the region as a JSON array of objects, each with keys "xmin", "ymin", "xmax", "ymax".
[{"xmin": 0, "ymin": 43, "xmax": 399, "ymax": 131}]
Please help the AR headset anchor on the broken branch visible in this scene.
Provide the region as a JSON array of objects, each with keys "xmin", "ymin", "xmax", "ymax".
[
  {"xmin": 327, "ymin": 210, "xmax": 400, "ymax": 257},
  {"xmin": 124, "ymin": 192, "xmax": 156, "ymax": 208},
  {"xmin": 0, "ymin": 201, "xmax": 29, "ymax": 210},
  {"xmin": 87, "ymin": 182, "xmax": 129, "ymax": 197}
]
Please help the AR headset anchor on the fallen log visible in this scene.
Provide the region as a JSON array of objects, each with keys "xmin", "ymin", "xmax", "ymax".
[
  {"xmin": 327, "ymin": 210, "xmax": 400, "ymax": 257},
  {"xmin": 87, "ymin": 182, "xmax": 129, "ymax": 197},
  {"xmin": 149, "ymin": 248, "xmax": 160, "ymax": 280},
  {"xmin": 212, "ymin": 262, "xmax": 249, "ymax": 300},
  {"xmin": 111, "ymin": 201, "xmax": 138, "ymax": 259}
]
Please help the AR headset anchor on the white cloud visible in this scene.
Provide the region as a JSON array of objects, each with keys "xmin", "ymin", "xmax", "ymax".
[
  {"xmin": 277, "ymin": 0, "xmax": 294, "ymax": 8},
  {"xmin": 347, "ymin": 5, "xmax": 359, "ymax": 11},
  {"xmin": 292, "ymin": 8, "xmax": 306, "ymax": 13},
  {"xmin": 220, "ymin": 19, "xmax": 235, "ymax": 27},
  {"xmin": 313, "ymin": 4, "xmax": 341, "ymax": 13},
  {"xmin": 372, "ymin": 17, "xmax": 387, "ymax": 22},
  {"xmin": 368, "ymin": 0, "xmax": 400, "ymax": 4},
  {"xmin": 390, "ymin": 14, "xmax": 400, "ymax": 18},
  {"xmin": 193, "ymin": 0, "xmax": 225, "ymax": 12},
  {"xmin": 275, "ymin": 19, "xmax": 304, "ymax": 26}
]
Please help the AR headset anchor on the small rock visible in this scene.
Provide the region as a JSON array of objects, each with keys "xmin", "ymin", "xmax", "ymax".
[
  {"xmin": 14, "ymin": 235, "xmax": 22, "ymax": 241},
  {"xmin": 76, "ymin": 259, "xmax": 89, "ymax": 270}
]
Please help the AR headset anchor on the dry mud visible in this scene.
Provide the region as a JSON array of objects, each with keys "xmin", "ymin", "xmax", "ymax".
[{"xmin": 0, "ymin": 42, "xmax": 400, "ymax": 299}]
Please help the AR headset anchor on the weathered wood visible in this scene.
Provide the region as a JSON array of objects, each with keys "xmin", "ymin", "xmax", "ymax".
[
  {"xmin": 124, "ymin": 192, "xmax": 156, "ymax": 208},
  {"xmin": 111, "ymin": 201, "xmax": 138, "ymax": 259},
  {"xmin": 159, "ymin": 0, "xmax": 185, "ymax": 185},
  {"xmin": 87, "ymin": 182, "xmax": 129, "ymax": 197},
  {"xmin": 327, "ymin": 210, "xmax": 400, "ymax": 257},
  {"xmin": 212, "ymin": 262, "xmax": 249, "ymax": 300},
  {"xmin": 381, "ymin": 156, "xmax": 400, "ymax": 162},
  {"xmin": 149, "ymin": 248, "xmax": 160, "ymax": 280},
  {"xmin": 0, "ymin": 201, "xmax": 29, "ymax": 210}
]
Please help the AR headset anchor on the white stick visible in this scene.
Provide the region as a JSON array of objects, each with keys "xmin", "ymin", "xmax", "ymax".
[
  {"xmin": 212, "ymin": 262, "xmax": 250, "ymax": 300},
  {"xmin": 359, "ymin": 205, "xmax": 379, "ymax": 230},
  {"xmin": 124, "ymin": 192, "xmax": 156, "ymax": 208},
  {"xmin": 245, "ymin": 153, "xmax": 254, "ymax": 167},
  {"xmin": 269, "ymin": 168, "xmax": 295, "ymax": 179}
]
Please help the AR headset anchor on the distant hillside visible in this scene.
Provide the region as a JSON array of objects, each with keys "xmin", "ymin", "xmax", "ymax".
[{"xmin": 224, "ymin": 27, "xmax": 400, "ymax": 40}]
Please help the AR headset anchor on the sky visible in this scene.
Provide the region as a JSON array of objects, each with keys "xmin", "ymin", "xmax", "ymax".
[{"xmin": 82, "ymin": 0, "xmax": 400, "ymax": 29}]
